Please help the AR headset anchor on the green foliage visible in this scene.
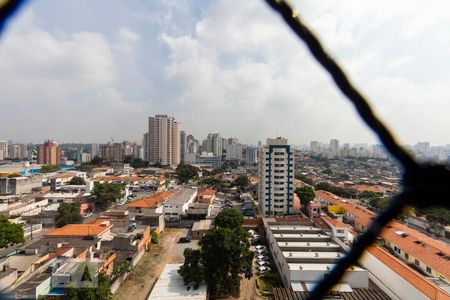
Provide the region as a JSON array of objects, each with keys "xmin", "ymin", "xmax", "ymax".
[
  {"xmin": 294, "ymin": 174, "xmax": 313, "ymax": 185},
  {"xmin": 123, "ymin": 155, "xmax": 132, "ymax": 164},
  {"xmin": 69, "ymin": 176, "xmax": 86, "ymax": 185},
  {"xmin": 214, "ymin": 208, "xmax": 244, "ymax": 230},
  {"xmin": 92, "ymin": 183, "xmax": 125, "ymax": 210},
  {"xmin": 130, "ymin": 158, "xmax": 148, "ymax": 169},
  {"xmin": 40, "ymin": 164, "xmax": 60, "ymax": 173},
  {"xmin": 176, "ymin": 163, "xmax": 199, "ymax": 183},
  {"xmin": 199, "ymin": 176, "xmax": 226, "ymax": 190},
  {"xmin": 75, "ymin": 164, "xmax": 97, "ymax": 172},
  {"xmin": 90, "ymin": 156, "xmax": 104, "ymax": 165},
  {"xmin": 153, "ymin": 162, "xmax": 163, "ymax": 168},
  {"xmin": 7, "ymin": 173, "xmax": 20, "ymax": 178},
  {"xmin": 56, "ymin": 203, "xmax": 82, "ymax": 228},
  {"xmin": 294, "ymin": 186, "xmax": 315, "ymax": 207},
  {"xmin": 68, "ymin": 272, "xmax": 111, "ymax": 300},
  {"xmin": 322, "ymin": 168, "xmax": 333, "ymax": 175},
  {"xmin": 0, "ymin": 215, "xmax": 25, "ymax": 248},
  {"xmin": 314, "ymin": 182, "xmax": 357, "ymax": 198},
  {"xmin": 425, "ymin": 206, "xmax": 450, "ymax": 235},
  {"xmin": 232, "ymin": 175, "xmax": 250, "ymax": 190},
  {"xmin": 178, "ymin": 248, "xmax": 203, "ymax": 289},
  {"xmin": 357, "ymin": 190, "xmax": 382, "ymax": 199},
  {"xmin": 178, "ymin": 209, "xmax": 253, "ymax": 295},
  {"xmin": 151, "ymin": 231, "xmax": 159, "ymax": 244}
]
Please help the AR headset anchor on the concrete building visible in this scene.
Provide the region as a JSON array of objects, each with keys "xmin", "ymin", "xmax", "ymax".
[
  {"xmin": 195, "ymin": 152, "xmax": 222, "ymax": 169},
  {"xmin": 225, "ymin": 143, "xmax": 243, "ymax": 161},
  {"xmin": 9, "ymin": 144, "xmax": 27, "ymax": 161},
  {"xmin": 186, "ymin": 134, "xmax": 198, "ymax": 154},
  {"xmin": 0, "ymin": 140, "xmax": 8, "ymax": 160},
  {"xmin": 163, "ymin": 188, "xmax": 197, "ymax": 221},
  {"xmin": 263, "ymin": 218, "xmax": 369, "ymax": 293},
  {"xmin": 145, "ymin": 115, "xmax": 180, "ymax": 166},
  {"xmin": 258, "ymin": 138, "xmax": 294, "ymax": 215},
  {"xmin": 206, "ymin": 133, "xmax": 223, "ymax": 157},
  {"xmin": 180, "ymin": 131, "xmax": 186, "ymax": 163},
  {"xmin": 330, "ymin": 139, "xmax": 339, "ymax": 152},
  {"xmin": 37, "ymin": 141, "xmax": 61, "ymax": 165},
  {"xmin": 309, "ymin": 141, "xmax": 319, "ymax": 153},
  {"xmin": 90, "ymin": 143, "xmax": 100, "ymax": 157},
  {"xmin": 0, "ymin": 175, "xmax": 42, "ymax": 196},
  {"xmin": 245, "ymin": 147, "xmax": 258, "ymax": 165},
  {"xmin": 100, "ymin": 142, "xmax": 123, "ymax": 162},
  {"xmin": 191, "ymin": 219, "xmax": 212, "ymax": 239}
]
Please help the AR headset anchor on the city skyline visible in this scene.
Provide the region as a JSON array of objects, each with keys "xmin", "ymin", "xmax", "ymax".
[{"xmin": 1, "ymin": 1, "xmax": 450, "ymax": 145}]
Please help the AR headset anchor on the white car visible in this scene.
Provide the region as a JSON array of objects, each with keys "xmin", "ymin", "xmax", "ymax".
[
  {"xmin": 248, "ymin": 229, "xmax": 255, "ymax": 235},
  {"xmin": 257, "ymin": 266, "xmax": 271, "ymax": 274},
  {"xmin": 256, "ymin": 260, "xmax": 270, "ymax": 267},
  {"xmin": 255, "ymin": 245, "xmax": 267, "ymax": 250},
  {"xmin": 256, "ymin": 249, "xmax": 268, "ymax": 255},
  {"xmin": 256, "ymin": 255, "xmax": 268, "ymax": 261}
]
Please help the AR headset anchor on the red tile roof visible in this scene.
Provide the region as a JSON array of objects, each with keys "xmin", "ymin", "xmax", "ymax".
[
  {"xmin": 366, "ymin": 246, "xmax": 449, "ymax": 300},
  {"xmin": 46, "ymin": 224, "xmax": 111, "ymax": 237},
  {"xmin": 198, "ymin": 188, "xmax": 216, "ymax": 197},
  {"xmin": 128, "ymin": 191, "xmax": 174, "ymax": 208},
  {"xmin": 316, "ymin": 190, "xmax": 450, "ymax": 279}
]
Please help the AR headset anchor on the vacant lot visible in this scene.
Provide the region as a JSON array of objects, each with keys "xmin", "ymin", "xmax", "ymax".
[{"xmin": 113, "ymin": 228, "xmax": 199, "ymax": 300}]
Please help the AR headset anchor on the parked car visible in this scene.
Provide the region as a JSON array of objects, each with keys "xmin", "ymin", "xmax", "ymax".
[
  {"xmin": 256, "ymin": 249, "xmax": 268, "ymax": 255},
  {"xmin": 178, "ymin": 237, "xmax": 192, "ymax": 243},
  {"xmin": 256, "ymin": 255, "xmax": 269, "ymax": 261},
  {"xmin": 83, "ymin": 212, "xmax": 93, "ymax": 219},
  {"xmin": 257, "ymin": 266, "xmax": 271, "ymax": 274},
  {"xmin": 255, "ymin": 245, "xmax": 267, "ymax": 251},
  {"xmin": 256, "ymin": 260, "xmax": 270, "ymax": 267}
]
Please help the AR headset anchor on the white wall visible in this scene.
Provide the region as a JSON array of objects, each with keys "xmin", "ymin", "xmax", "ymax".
[{"xmin": 360, "ymin": 250, "xmax": 428, "ymax": 300}]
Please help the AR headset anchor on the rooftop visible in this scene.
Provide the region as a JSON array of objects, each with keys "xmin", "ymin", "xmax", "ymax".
[
  {"xmin": 164, "ymin": 188, "xmax": 197, "ymax": 205},
  {"xmin": 128, "ymin": 191, "xmax": 175, "ymax": 208},
  {"xmin": 46, "ymin": 224, "xmax": 111, "ymax": 238}
]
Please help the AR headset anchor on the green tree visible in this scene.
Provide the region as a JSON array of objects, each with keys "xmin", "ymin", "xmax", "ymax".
[
  {"xmin": 214, "ymin": 208, "xmax": 244, "ymax": 230},
  {"xmin": 90, "ymin": 156, "xmax": 103, "ymax": 165},
  {"xmin": 426, "ymin": 207, "xmax": 450, "ymax": 236},
  {"xmin": 0, "ymin": 215, "xmax": 25, "ymax": 248},
  {"xmin": 56, "ymin": 203, "xmax": 82, "ymax": 227},
  {"xmin": 123, "ymin": 155, "xmax": 132, "ymax": 164},
  {"xmin": 92, "ymin": 183, "xmax": 125, "ymax": 210},
  {"xmin": 176, "ymin": 164, "xmax": 199, "ymax": 183},
  {"xmin": 179, "ymin": 209, "xmax": 253, "ymax": 295},
  {"xmin": 7, "ymin": 173, "xmax": 21, "ymax": 178},
  {"xmin": 232, "ymin": 175, "xmax": 250, "ymax": 190},
  {"xmin": 322, "ymin": 168, "xmax": 333, "ymax": 175},
  {"xmin": 294, "ymin": 174, "xmax": 313, "ymax": 185},
  {"xmin": 178, "ymin": 248, "xmax": 203, "ymax": 289},
  {"xmin": 151, "ymin": 231, "xmax": 159, "ymax": 244},
  {"xmin": 68, "ymin": 272, "xmax": 111, "ymax": 300},
  {"xmin": 199, "ymin": 177, "xmax": 226, "ymax": 190},
  {"xmin": 295, "ymin": 186, "xmax": 315, "ymax": 207},
  {"xmin": 69, "ymin": 176, "xmax": 86, "ymax": 185},
  {"xmin": 130, "ymin": 158, "xmax": 148, "ymax": 168},
  {"xmin": 40, "ymin": 164, "xmax": 60, "ymax": 173}
]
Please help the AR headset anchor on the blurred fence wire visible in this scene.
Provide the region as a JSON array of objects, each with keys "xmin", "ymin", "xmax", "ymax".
[
  {"xmin": 264, "ymin": 0, "xmax": 450, "ymax": 299},
  {"xmin": 0, "ymin": 0, "xmax": 449, "ymax": 299}
]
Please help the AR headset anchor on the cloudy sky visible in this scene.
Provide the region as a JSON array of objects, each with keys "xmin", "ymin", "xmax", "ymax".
[{"xmin": 1, "ymin": 0, "xmax": 449, "ymax": 146}]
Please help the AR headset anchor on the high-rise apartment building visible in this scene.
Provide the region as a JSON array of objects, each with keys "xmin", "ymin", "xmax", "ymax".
[
  {"xmin": 9, "ymin": 144, "xmax": 28, "ymax": 160},
  {"xmin": 245, "ymin": 146, "xmax": 258, "ymax": 165},
  {"xmin": 37, "ymin": 140, "xmax": 61, "ymax": 165},
  {"xmin": 225, "ymin": 143, "xmax": 243, "ymax": 161},
  {"xmin": 330, "ymin": 139, "xmax": 339, "ymax": 152},
  {"xmin": 91, "ymin": 143, "xmax": 100, "ymax": 157},
  {"xmin": 0, "ymin": 140, "xmax": 9, "ymax": 160},
  {"xmin": 206, "ymin": 133, "xmax": 223, "ymax": 157},
  {"xmin": 180, "ymin": 131, "xmax": 186, "ymax": 163},
  {"xmin": 144, "ymin": 115, "xmax": 180, "ymax": 166},
  {"xmin": 258, "ymin": 137, "xmax": 294, "ymax": 215},
  {"xmin": 310, "ymin": 141, "xmax": 319, "ymax": 153},
  {"xmin": 186, "ymin": 135, "xmax": 198, "ymax": 154}
]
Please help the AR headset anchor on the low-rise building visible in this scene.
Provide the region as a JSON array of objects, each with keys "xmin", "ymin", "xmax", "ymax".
[
  {"xmin": 164, "ymin": 188, "xmax": 197, "ymax": 221},
  {"xmin": 191, "ymin": 219, "xmax": 212, "ymax": 240}
]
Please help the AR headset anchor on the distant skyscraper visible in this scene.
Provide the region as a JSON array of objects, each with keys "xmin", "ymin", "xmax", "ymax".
[
  {"xmin": 310, "ymin": 141, "xmax": 319, "ymax": 153},
  {"xmin": 186, "ymin": 135, "xmax": 198, "ymax": 154},
  {"xmin": 258, "ymin": 137, "xmax": 294, "ymax": 215},
  {"xmin": 330, "ymin": 139, "xmax": 339, "ymax": 152},
  {"xmin": 37, "ymin": 140, "xmax": 61, "ymax": 165},
  {"xmin": 144, "ymin": 115, "xmax": 180, "ymax": 166},
  {"xmin": 180, "ymin": 131, "xmax": 186, "ymax": 163},
  {"xmin": 91, "ymin": 143, "xmax": 100, "ymax": 157},
  {"xmin": 9, "ymin": 144, "xmax": 27, "ymax": 160},
  {"xmin": 206, "ymin": 133, "xmax": 223, "ymax": 157},
  {"xmin": 245, "ymin": 146, "xmax": 258, "ymax": 165},
  {"xmin": 0, "ymin": 140, "xmax": 8, "ymax": 160},
  {"xmin": 226, "ymin": 143, "xmax": 243, "ymax": 161}
]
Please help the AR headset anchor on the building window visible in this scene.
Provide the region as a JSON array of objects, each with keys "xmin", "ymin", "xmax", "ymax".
[
  {"xmin": 414, "ymin": 259, "xmax": 420, "ymax": 266},
  {"xmin": 336, "ymin": 229, "xmax": 344, "ymax": 234},
  {"xmin": 426, "ymin": 266, "xmax": 432, "ymax": 274},
  {"xmin": 405, "ymin": 253, "xmax": 409, "ymax": 260},
  {"xmin": 393, "ymin": 246, "xmax": 401, "ymax": 254}
]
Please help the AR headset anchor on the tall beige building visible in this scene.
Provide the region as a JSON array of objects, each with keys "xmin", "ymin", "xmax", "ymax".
[{"xmin": 144, "ymin": 115, "xmax": 180, "ymax": 166}]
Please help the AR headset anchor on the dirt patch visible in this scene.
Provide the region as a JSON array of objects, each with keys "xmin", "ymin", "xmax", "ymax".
[{"xmin": 113, "ymin": 228, "xmax": 194, "ymax": 300}]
